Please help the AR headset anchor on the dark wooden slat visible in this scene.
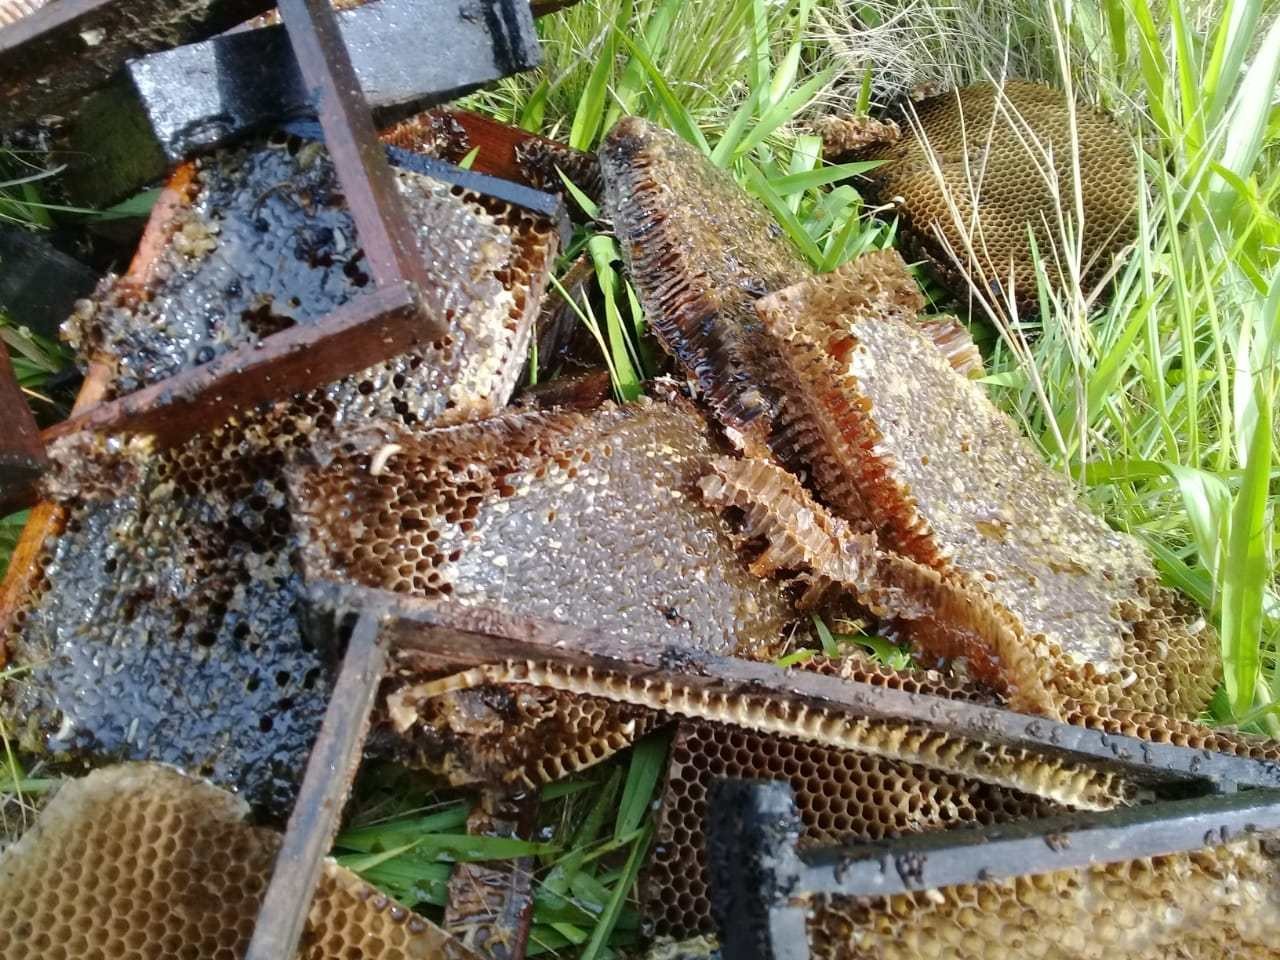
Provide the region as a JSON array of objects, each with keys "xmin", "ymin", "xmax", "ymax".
[
  {"xmin": 278, "ymin": 0, "xmax": 445, "ymax": 320},
  {"xmin": 0, "ymin": 0, "xmax": 275, "ymax": 125},
  {"xmin": 306, "ymin": 582, "xmax": 1280, "ymax": 794},
  {"xmin": 244, "ymin": 608, "xmax": 388, "ymax": 960},
  {"xmin": 42, "ymin": 281, "xmax": 425, "ymax": 449},
  {"xmin": 63, "ymin": 0, "xmax": 542, "ymax": 205}
]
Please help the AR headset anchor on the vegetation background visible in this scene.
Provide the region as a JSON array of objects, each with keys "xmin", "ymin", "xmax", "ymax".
[{"xmin": 1, "ymin": 0, "xmax": 1278, "ymax": 954}]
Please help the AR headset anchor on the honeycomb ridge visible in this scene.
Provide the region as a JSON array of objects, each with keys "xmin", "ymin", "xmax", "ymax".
[
  {"xmin": 826, "ymin": 81, "xmax": 1139, "ymax": 310},
  {"xmin": 644, "ymin": 719, "xmax": 1062, "ymax": 937},
  {"xmin": 0, "ymin": 763, "xmax": 476, "ymax": 960},
  {"xmin": 400, "ymin": 662, "xmax": 1134, "ymax": 811},
  {"xmin": 755, "ymin": 250, "xmax": 1220, "ymax": 718},
  {"xmin": 807, "ymin": 836, "xmax": 1280, "ymax": 959}
]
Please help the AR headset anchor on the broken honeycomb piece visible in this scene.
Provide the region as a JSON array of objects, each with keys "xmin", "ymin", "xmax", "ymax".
[
  {"xmin": 600, "ymin": 116, "xmax": 809, "ymax": 447},
  {"xmin": 405, "ymin": 661, "xmax": 1134, "ymax": 812},
  {"xmin": 386, "ymin": 677, "xmax": 662, "ymax": 790},
  {"xmin": 755, "ymin": 250, "xmax": 1219, "ymax": 717},
  {"xmin": 0, "ymin": 762, "xmax": 477, "ymax": 960},
  {"xmin": 813, "ymin": 114, "xmax": 901, "ymax": 160},
  {"xmin": 914, "ymin": 315, "xmax": 984, "ymax": 378},
  {"xmin": 699, "ymin": 455, "xmax": 1057, "ymax": 714},
  {"xmin": 643, "ymin": 719, "xmax": 1062, "ymax": 937},
  {"xmin": 290, "ymin": 396, "xmax": 795, "ymax": 659},
  {"xmin": 3, "ymin": 140, "xmax": 558, "ymax": 813},
  {"xmin": 824, "ymin": 81, "xmax": 1138, "ymax": 310},
  {"xmin": 806, "ymin": 837, "xmax": 1280, "ymax": 959}
]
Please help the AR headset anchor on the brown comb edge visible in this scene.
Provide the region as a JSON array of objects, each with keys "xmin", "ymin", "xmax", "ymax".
[
  {"xmin": 698, "ymin": 452, "xmax": 1059, "ymax": 718},
  {"xmin": 754, "ymin": 257, "xmax": 940, "ymax": 567},
  {"xmin": 0, "ymin": 165, "xmax": 198, "ymax": 667},
  {"xmin": 753, "ymin": 263, "xmax": 1066, "ymax": 715},
  {"xmin": 814, "ymin": 115, "xmax": 902, "ymax": 161},
  {"xmin": 290, "ymin": 406, "xmax": 599, "ymax": 588},
  {"xmin": 605, "ymin": 149, "xmax": 775, "ymax": 442},
  {"xmin": 397, "ymin": 663, "xmax": 1134, "ymax": 811}
]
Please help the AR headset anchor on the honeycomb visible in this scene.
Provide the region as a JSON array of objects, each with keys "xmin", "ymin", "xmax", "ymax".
[
  {"xmin": 2, "ymin": 138, "xmax": 558, "ymax": 812},
  {"xmin": 400, "ymin": 661, "xmax": 1135, "ymax": 812},
  {"xmin": 806, "ymin": 836, "xmax": 1280, "ymax": 959},
  {"xmin": 643, "ymin": 719, "xmax": 1062, "ymax": 937},
  {"xmin": 599, "ymin": 117, "xmax": 810, "ymax": 450},
  {"xmin": 698, "ymin": 454, "xmax": 1057, "ymax": 714},
  {"xmin": 824, "ymin": 81, "xmax": 1138, "ymax": 310},
  {"xmin": 386, "ymin": 677, "xmax": 662, "ymax": 790},
  {"xmin": 289, "ymin": 395, "xmax": 795, "ymax": 659},
  {"xmin": 755, "ymin": 249, "xmax": 1220, "ymax": 718},
  {"xmin": 0, "ymin": 762, "xmax": 478, "ymax": 960}
]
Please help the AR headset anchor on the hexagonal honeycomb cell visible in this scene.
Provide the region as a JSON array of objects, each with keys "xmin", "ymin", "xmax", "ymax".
[
  {"xmin": 806, "ymin": 837, "xmax": 1280, "ymax": 959},
  {"xmin": 600, "ymin": 116, "xmax": 810, "ymax": 449},
  {"xmin": 824, "ymin": 81, "xmax": 1138, "ymax": 310},
  {"xmin": 389, "ymin": 679, "xmax": 664, "ymax": 790},
  {"xmin": 0, "ymin": 762, "xmax": 477, "ymax": 960},
  {"xmin": 643, "ymin": 719, "xmax": 1063, "ymax": 937},
  {"xmin": 2, "ymin": 137, "xmax": 558, "ymax": 813},
  {"xmin": 755, "ymin": 249, "xmax": 1220, "ymax": 719},
  {"xmin": 289, "ymin": 395, "xmax": 796, "ymax": 659}
]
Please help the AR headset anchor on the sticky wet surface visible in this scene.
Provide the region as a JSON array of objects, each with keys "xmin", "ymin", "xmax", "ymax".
[
  {"xmin": 5, "ymin": 139, "xmax": 558, "ymax": 813},
  {"xmin": 291, "ymin": 395, "xmax": 796, "ymax": 660}
]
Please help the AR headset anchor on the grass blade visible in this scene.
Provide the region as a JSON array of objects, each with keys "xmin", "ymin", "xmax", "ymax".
[{"xmin": 614, "ymin": 733, "xmax": 669, "ymax": 840}]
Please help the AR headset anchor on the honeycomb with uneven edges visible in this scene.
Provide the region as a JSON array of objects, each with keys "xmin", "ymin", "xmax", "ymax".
[
  {"xmin": 806, "ymin": 837, "xmax": 1280, "ymax": 959},
  {"xmin": 600, "ymin": 116, "xmax": 810, "ymax": 447},
  {"xmin": 824, "ymin": 80, "xmax": 1138, "ymax": 309},
  {"xmin": 390, "ymin": 679, "xmax": 663, "ymax": 789},
  {"xmin": 643, "ymin": 718, "xmax": 1062, "ymax": 938},
  {"xmin": 289, "ymin": 395, "xmax": 795, "ymax": 659},
  {"xmin": 2, "ymin": 135, "xmax": 557, "ymax": 813},
  {"xmin": 754, "ymin": 249, "xmax": 1220, "ymax": 718},
  {"xmin": 394, "ymin": 660, "xmax": 1135, "ymax": 812},
  {"xmin": 0, "ymin": 763, "xmax": 477, "ymax": 960}
]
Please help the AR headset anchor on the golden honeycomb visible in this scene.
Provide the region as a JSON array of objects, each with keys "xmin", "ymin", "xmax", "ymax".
[
  {"xmin": 755, "ymin": 249, "xmax": 1220, "ymax": 719},
  {"xmin": 600, "ymin": 116, "xmax": 810, "ymax": 448},
  {"xmin": 289, "ymin": 395, "xmax": 795, "ymax": 659},
  {"xmin": 698, "ymin": 454, "xmax": 1058, "ymax": 713},
  {"xmin": 643, "ymin": 719, "xmax": 1063, "ymax": 937},
  {"xmin": 400, "ymin": 660, "xmax": 1135, "ymax": 812},
  {"xmin": 2, "ymin": 138, "xmax": 558, "ymax": 812},
  {"xmin": 825, "ymin": 81, "xmax": 1138, "ymax": 309},
  {"xmin": 807, "ymin": 837, "xmax": 1280, "ymax": 959},
  {"xmin": 0, "ymin": 763, "xmax": 477, "ymax": 960},
  {"xmin": 388, "ymin": 678, "xmax": 663, "ymax": 789}
]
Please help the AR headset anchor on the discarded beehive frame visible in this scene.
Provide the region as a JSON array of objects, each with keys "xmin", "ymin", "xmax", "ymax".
[
  {"xmin": 707, "ymin": 779, "xmax": 1280, "ymax": 960},
  {"xmin": 224, "ymin": 579, "xmax": 1280, "ymax": 959},
  {"xmin": 0, "ymin": 0, "xmax": 573, "ymax": 515}
]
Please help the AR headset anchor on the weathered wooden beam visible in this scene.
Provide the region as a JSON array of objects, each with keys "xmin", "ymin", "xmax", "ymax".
[
  {"xmin": 0, "ymin": 0, "xmax": 276, "ymax": 126},
  {"xmin": 62, "ymin": 0, "xmax": 541, "ymax": 204}
]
